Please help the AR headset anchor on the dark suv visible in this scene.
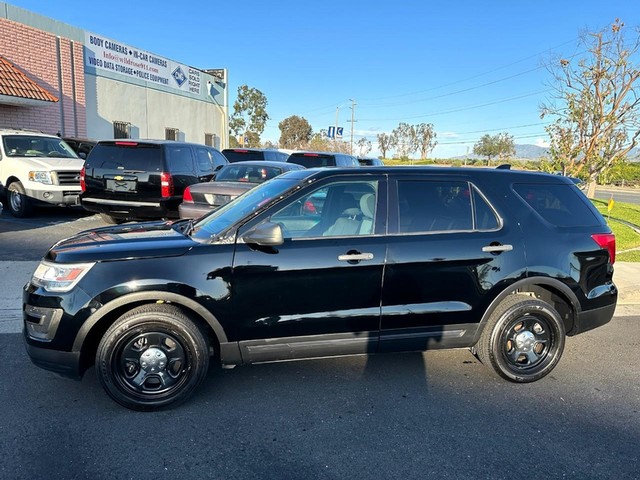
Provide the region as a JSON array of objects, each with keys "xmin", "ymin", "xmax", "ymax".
[
  {"xmin": 23, "ymin": 166, "xmax": 617, "ymax": 410},
  {"xmin": 221, "ymin": 148, "xmax": 290, "ymax": 163},
  {"xmin": 287, "ymin": 151, "xmax": 359, "ymax": 168},
  {"xmin": 80, "ymin": 140, "xmax": 228, "ymax": 223}
]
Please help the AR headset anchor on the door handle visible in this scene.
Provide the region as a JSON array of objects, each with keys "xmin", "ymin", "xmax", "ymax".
[
  {"xmin": 338, "ymin": 252, "xmax": 374, "ymax": 262},
  {"xmin": 482, "ymin": 244, "xmax": 513, "ymax": 253}
]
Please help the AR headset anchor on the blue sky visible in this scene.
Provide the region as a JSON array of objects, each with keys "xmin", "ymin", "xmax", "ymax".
[{"xmin": 8, "ymin": 0, "xmax": 639, "ymax": 157}]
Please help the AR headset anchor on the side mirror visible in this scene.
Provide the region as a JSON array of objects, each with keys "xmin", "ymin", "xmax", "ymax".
[{"xmin": 241, "ymin": 222, "xmax": 284, "ymax": 246}]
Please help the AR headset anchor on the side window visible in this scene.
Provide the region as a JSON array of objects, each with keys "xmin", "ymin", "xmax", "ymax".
[
  {"xmin": 195, "ymin": 147, "xmax": 214, "ymax": 175},
  {"xmin": 513, "ymin": 183, "xmax": 600, "ymax": 227},
  {"xmin": 473, "ymin": 187, "xmax": 500, "ymax": 230},
  {"xmin": 165, "ymin": 145, "xmax": 194, "ymax": 173},
  {"xmin": 211, "ymin": 148, "xmax": 228, "ymax": 168},
  {"xmin": 398, "ymin": 180, "xmax": 473, "ymax": 233},
  {"xmin": 270, "ymin": 180, "xmax": 378, "ymax": 239}
]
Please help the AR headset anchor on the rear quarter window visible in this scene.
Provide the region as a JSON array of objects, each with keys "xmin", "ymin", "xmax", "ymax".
[
  {"xmin": 165, "ymin": 145, "xmax": 195, "ymax": 173},
  {"xmin": 513, "ymin": 183, "xmax": 603, "ymax": 227}
]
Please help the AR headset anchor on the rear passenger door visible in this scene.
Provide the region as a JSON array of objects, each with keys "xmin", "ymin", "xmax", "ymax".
[{"xmin": 379, "ymin": 174, "xmax": 526, "ymax": 352}]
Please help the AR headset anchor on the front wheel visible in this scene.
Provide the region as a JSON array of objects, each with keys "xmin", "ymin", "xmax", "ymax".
[
  {"xmin": 96, "ymin": 304, "xmax": 210, "ymax": 411},
  {"xmin": 476, "ymin": 295, "xmax": 565, "ymax": 383},
  {"xmin": 7, "ymin": 181, "xmax": 33, "ymax": 218}
]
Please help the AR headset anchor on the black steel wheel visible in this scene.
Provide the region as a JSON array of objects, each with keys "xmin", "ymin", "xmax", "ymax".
[
  {"xmin": 7, "ymin": 181, "xmax": 33, "ymax": 218},
  {"xmin": 96, "ymin": 304, "xmax": 210, "ymax": 411},
  {"xmin": 476, "ymin": 294, "xmax": 565, "ymax": 383}
]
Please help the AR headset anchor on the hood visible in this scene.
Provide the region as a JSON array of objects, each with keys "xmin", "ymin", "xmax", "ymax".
[
  {"xmin": 24, "ymin": 157, "xmax": 85, "ymax": 170},
  {"xmin": 45, "ymin": 220, "xmax": 197, "ymax": 263}
]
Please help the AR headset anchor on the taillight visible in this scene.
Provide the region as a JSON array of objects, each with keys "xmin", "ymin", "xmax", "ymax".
[
  {"xmin": 591, "ymin": 233, "xmax": 616, "ymax": 264},
  {"xmin": 160, "ymin": 172, "xmax": 174, "ymax": 198},
  {"xmin": 183, "ymin": 186, "xmax": 193, "ymax": 203},
  {"xmin": 80, "ymin": 166, "xmax": 86, "ymax": 192}
]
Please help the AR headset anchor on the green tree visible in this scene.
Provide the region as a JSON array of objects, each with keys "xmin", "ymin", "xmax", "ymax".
[
  {"xmin": 278, "ymin": 115, "xmax": 312, "ymax": 149},
  {"xmin": 377, "ymin": 132, "xmax": 393, "ymax": 159},
  {"xmin": 540, "ymin": 19, "xmax": 640, "ymax": 197},
  {"xmin": 229, "ymin": 85, "xmax": 269, "ymax": 147},
  {"xmin": 473, "ymin": 132, "xmax": 514, "ymax": 165},
  {"xmin": 415, "ymin": 123, "xmax": 437, "ymax": 159},
  {"xmin": 391, "ymin": 122, "xmax": 418, "ymax": 160}
]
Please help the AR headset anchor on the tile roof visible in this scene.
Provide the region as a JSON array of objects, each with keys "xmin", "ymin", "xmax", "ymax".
[{"xmin": 0, "ymin": 56, "xmax": 58, "ymax": 103}]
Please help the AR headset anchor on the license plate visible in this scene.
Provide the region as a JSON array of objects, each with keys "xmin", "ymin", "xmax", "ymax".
[{"xmin": 106, "ymin": 179, "xmax": 136, "ymax": 192}]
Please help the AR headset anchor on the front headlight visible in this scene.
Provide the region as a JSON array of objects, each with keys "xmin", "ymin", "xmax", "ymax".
[
  {"xmin": 28, "ymin": 171, "xmax": 53, "ymax": 185},
  {"xmin": 32, "ymin": 261, "xmax": 95, "ymax": 292}
]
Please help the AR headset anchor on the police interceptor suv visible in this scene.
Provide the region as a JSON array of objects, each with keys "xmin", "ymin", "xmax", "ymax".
[{"xmin": 23, "ymin": 166, "xmax": 617, "ymax": 410}]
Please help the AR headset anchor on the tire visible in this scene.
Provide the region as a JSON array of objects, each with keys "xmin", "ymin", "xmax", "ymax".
[
  {"xmin": 100, "ymin": 213, "xmax": 126, "ymax": 224},
  {"xmin": 7, "ymin": 181, "xmax": 33, "ymax": 218},
  {"xmin": 476, "ymin": 295, "xmax": 565, "ymax": 383},
  {"xmin": 95, "ymin": 304, "xmax": 210, "ymax": 411}
]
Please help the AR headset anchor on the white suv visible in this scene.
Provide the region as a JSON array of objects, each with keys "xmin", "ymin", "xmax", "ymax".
[{"xmin": 0, "ymin": 129, "xmax": 85, "ymax": 217}]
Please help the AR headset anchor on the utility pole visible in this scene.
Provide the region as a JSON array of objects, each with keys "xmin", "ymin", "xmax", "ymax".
[{"xmin": 348, "ymin": 98, "xmax": 357, "ymax": 155}]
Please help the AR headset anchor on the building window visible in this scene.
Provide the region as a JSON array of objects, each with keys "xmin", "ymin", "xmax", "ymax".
[
  {"xmin": 204, "ymin": 133, "xmax": 216, "ymax": 147},
  {"xmin": 165, "ymin": 128, "xmax": 179, "ymax": 141},
  {"xmin": 113, "ymin": 121, "xmax": 130, "ymax": 139}
]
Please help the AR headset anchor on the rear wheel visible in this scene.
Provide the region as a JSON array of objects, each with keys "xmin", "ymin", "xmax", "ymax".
[
  {"xmin": 476, "ymin": 295, "xmax": 565, "ymax": 383},
  {"xmin": 7, "ymin": 181, "xmax": 33, "ymax": 218},
  {"xmin": 96, "ymin": 304, "xmax": 210, "ymax": 411}
]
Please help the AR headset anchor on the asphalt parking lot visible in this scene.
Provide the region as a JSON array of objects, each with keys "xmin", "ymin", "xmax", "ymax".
[{"xmin": 0, "ymin": 206, "xmax": 639, "ymax": 479}]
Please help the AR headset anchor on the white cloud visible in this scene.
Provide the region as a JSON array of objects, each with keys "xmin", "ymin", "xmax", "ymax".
[
  {"xmin": 535, "ymin": 138, "xmax": 550, "ymax": 148},
  {"xmin": 438, "ymin": 131, "xmax": 459, "ymax": 139}
]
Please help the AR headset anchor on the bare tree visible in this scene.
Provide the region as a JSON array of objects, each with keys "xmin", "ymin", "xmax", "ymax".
[
  {"xmin": 356, "ymin": 137, "xmax": 372, "ymax": 157},
  {"xmin": 377, "ymin": 132, "xmax": 393, "ymax": 159},
  {"xmin": 391, "ymin": 122, "xmax": 418, "ymax": 161},
  {"xmin": 540, "ymin": 19, "xmax": 640, "ymax": 197}
]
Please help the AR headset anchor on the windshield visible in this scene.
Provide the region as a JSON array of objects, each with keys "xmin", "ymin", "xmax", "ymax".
[
  {"xmin": 2, "ymin": 135, "xmax": 78, "ymax": 158},
  {"xmin": 191, "ymin": 176, "xmax": 301, "ymax": 240}
]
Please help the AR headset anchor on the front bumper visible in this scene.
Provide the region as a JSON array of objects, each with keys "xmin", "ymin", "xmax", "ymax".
[
  {"xmin": 25, "ymin": 186, "xmax": 80, "ymax": 206},
  {"xmin": 23, "ymin": 331, "xmax": 82, "ymax": 379}
]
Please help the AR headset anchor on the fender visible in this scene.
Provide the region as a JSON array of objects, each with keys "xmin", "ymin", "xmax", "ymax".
[
  {"xmin": 472, "ymin": 276, "xmax": 582, "ymax": 345},
  {"xmin": 72, "ymin": 290, "xmax": 241, "ymax": 363}
]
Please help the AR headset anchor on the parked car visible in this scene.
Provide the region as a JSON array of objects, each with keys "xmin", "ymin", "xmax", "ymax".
[
  {"xmin": 80, "ymin": 139, "xmax": 228, "ymax": 224},
  {"xmin": 358, "ymin": 157, "xmax": 385, "ymax": 166},
  {"xmin": 221, "ymin": 148, "xmax": 290, "ymax": 163},
  {"xmin": 179, "ymin": 160, "xmax": 304, "ymax": 219},
  {"xmin": 286, "ymin": 151, "xmax": 359, "ymax": 168},
  {"xmin": 0, "ymin": 128, "xmax": 84, "ymax": 217},
  {"xmin": 62, "ymin": 137, "xmax": 97, "ymax": 159},
  {"xmin": 23, "ymin": 166, "xmax": 617, "ymax": 410}
]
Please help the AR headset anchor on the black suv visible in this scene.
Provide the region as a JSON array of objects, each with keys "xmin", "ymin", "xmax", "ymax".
[
  {"xmin": 23, "ymin": 167, "xmax": 617, "ymax": 410},
  {"xmin": 221, "ymin": 148, "xmax": 290, "ymax": 163},
  {"xmin": 287, "ymin": 151, "xmax": 359, "ymax": 168},
  {"xmin": 80, "ymin": 140, "xmax": 228, "ymax": 223}
]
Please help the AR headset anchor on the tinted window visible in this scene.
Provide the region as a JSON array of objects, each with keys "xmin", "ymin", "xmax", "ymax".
[
  {"xmin": 195, "ymin": 147, "xmax": 215, "ymax": 174},
  {"xmin": 211, "ymin": 149, "xmax": 228, "ymax": 168},
  {"xmin": 87, "ymin": 143, "xmax": 163, "ymax": 171},
  {"xmin": 288, "ymin": 154, "xmax": 335, "ymax": 168},
  {"xmin": 166, "ymin": 145, "xmax": 194, "ymax": 173},
  {"xmin": 473, "ymin": 187, "xmax": 500, "ymax": 230},
  {"xmin": 264, "ymin": 151, "xmax": 288, "ymax": 162},
  {"xmin": 398, "ymin": 180, "xmax": 474, "ymax": 233},
  {"xmin": 514, "ymin": 183, "xmax": 601, "ymax": 227},
  {"xmin": 222, "ymin": 149, "xmax": 265, "ymax": 162}
]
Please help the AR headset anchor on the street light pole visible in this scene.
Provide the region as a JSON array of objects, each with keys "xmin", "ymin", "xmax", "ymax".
[{"xmin": 349, "ymin": 98, "xmax": 356, "ymax": 155}]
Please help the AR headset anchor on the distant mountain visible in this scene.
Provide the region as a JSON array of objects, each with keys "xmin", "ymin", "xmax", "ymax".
[{"xmin": 453, "ymin": 144, "xmax": 640, "ymax": 161}]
